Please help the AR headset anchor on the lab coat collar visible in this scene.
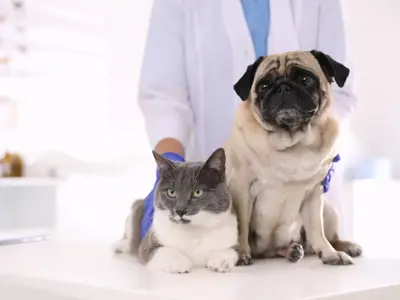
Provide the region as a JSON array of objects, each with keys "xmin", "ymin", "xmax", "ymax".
[
  {"xmin": 221, "ymin": 0, "xmax": 255, "ymax": 62},
  {"xmin": 268, "ymin": 0, "xmax": 300, "ymax": 55},
  {"xmin": 221, "ymin": 0, "xmax": 300, "ymax": 66}
]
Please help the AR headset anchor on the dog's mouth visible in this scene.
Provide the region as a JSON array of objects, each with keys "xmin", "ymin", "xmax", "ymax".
[
  {"xmin": 260, "ymin": 89, "xmax": 317, "ymax": 129},
  {"xmin": 269, "ymin": 107, "xmax": 316, "ymax": 127}
]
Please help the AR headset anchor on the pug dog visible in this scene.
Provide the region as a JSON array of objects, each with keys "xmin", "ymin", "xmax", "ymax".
[{"xmin": 224, "ymin": 50, "xmax": 362, "ymax": 266}]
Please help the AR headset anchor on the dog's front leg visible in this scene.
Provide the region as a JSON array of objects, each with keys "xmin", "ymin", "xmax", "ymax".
[
  {"xmin": 230, "ymin": 181, "xmax": 253, "ymax": 266},
  {"xmin": 301, "ymin": 187, "xmax": 353, "ymax": 265}
]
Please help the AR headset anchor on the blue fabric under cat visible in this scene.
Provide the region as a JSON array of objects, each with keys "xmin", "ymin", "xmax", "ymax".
[{"xmin": 141, "ymin": 152, "xmax": 185, "ymax": 239}]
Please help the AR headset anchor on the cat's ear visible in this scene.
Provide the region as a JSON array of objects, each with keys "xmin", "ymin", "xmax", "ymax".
[
  {"xmin": 152, "ymin": 150, "xmax": 175, "ymax": 172},
  {"xmin": 203, "ymin": 147, "xmax": 226, "ymax": 174}
]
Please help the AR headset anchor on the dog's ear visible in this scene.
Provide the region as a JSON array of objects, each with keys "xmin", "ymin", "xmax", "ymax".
[
  {"xmin": 310, "ymin": 50, "xmax": 350, "ymax": 88},
  {"xmin": 233, "ymin": 56, "xmax": 264, "ymax": 101}
]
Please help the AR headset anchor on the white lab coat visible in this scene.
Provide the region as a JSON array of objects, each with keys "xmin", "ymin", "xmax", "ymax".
[{"xmin": 138, "ymin": 0, "xmax": 357, "ymax": 162}]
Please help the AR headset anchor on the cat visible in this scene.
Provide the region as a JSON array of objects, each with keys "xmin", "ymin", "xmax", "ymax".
[{"xmin": 113, "ymin": 147, "xmax": 239, "ymax": 273}]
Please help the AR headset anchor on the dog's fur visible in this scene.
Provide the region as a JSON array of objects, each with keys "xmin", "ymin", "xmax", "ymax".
[{"xmin": 224, "ymin": 50, "xmax": 362, "ymax": 266}]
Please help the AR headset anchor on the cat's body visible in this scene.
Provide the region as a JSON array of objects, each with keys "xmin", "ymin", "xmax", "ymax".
[{"xmin": 114, "ymin": 148, "xmax": 239, "ymax": 273}]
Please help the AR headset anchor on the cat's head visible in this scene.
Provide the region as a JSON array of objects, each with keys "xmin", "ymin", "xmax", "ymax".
[{"xmin": 152, "ymin": 148, "xmax": 231, "ymax": 227}]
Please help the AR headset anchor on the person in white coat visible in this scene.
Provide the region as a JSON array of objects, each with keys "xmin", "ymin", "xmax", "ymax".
[{"xmin": 138, "ymin": 0, "xmax": 357, "ymax": 241}]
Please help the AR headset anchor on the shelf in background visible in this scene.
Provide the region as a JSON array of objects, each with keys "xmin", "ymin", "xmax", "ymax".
[{"xmin": 0, "ymin": 177, "xmax": 61, "ymax": 187}]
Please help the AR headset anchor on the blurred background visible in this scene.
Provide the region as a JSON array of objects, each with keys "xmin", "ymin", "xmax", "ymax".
[{"xmin": 0, "ymin": 0, "xmax": 399, "ymax": 255}]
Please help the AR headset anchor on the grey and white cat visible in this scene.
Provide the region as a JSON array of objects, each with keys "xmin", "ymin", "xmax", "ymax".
[{"xmin": 113, "ymin": 147, "xmax": 239, "ymax": 273}]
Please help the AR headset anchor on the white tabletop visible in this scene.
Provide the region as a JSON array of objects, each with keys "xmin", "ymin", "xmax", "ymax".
[{"xmin": 1, "ymin": 238, "xmax": 400, "ymax": 300}]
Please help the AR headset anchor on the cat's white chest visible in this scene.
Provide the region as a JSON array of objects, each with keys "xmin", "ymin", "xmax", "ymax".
[{"xmin": 152, "ymin": 210, "xmax": 237, "ymax": 267}]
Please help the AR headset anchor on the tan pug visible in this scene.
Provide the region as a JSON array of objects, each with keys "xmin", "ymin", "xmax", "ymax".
[{"xmin": 224, "ymin": 50, "xmax": 362, "ymax": 266}]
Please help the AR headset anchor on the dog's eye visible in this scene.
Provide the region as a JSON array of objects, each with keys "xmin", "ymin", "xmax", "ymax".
[
  {"xmin": 301, "ymin": 76, "xmax": 315, "ymax": 87},
  {"xmin": 166, "ymin": 188, "xmax": 177, "ymax": 198},
  {"xmin": 192, "ymin": 188, "xmax": 204, "ymax": 198},
  {"xmin": 258, "ymin": 84, "xmax": 269, "ymax": 93}
]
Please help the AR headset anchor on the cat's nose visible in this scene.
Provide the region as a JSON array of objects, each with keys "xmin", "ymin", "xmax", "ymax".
[{"xmin": 175, "ymin": 209, "xmax": 187, "ymax": 218}]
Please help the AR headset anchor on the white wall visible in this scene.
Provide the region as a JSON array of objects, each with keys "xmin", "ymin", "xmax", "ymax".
[
  {"xmin": 2, "ymin": 0, "xmax": 400, "ymax": 178},
  {"xmin": 2, "ymin": 0, "xmax": 399, "ymax": 242},
  {"xmin": 0, "ymin": 0, "xmax": 156, "ymax": 177},
  {"xmin": 346, "ymin": 0, "xmax": 400, "ymax": 176},
  {"xmin": 103, "ymin": 0, "xmax": 400, "ymax": 177}
]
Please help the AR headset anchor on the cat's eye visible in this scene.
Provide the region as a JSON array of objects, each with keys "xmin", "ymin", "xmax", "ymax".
[
  {"xmin": 192, "ymin": 188, "xmax": 204, "ymax": 198},
  {"xmin": 166, "ymin": 188, "xmax": 177, "ymax": 198}
]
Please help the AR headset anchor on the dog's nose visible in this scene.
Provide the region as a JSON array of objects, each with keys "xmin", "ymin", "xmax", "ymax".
[
  {"xmin": 175, "ymin": 209, "xmax": 187, "ymax": 218},
  {"xmin": 276, "ymin": 83, "xmax": 291, "ymax": 93}
]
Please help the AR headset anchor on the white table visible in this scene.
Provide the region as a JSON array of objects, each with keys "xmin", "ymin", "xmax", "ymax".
[
  {"xmin": 1, "ymin": 177, "xmax": 400, "ymax": 299},
  {"xmin": 0, "ymin": 237, "xmax": 400, "ymax": 300}
]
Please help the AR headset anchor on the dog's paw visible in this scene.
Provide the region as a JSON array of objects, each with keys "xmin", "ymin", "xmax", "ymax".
[
  {"xmin": 320, "ymin": 251, "xmax": 353, "ymax": 266},
  {"xmin": 147, "ymin": 247, "xmax": 192, "ymax": 274},
  {"xmin": 112, "ymin": 239, "xmax": 130, "ymax": 254},
  {"xmin": 236, "ymin": 249, "xmax": 253, "ymax": 266},
  {"xmin": 287, "ymin": 243, "xmax": 304, "ymax": 263},
  {"xmin": 345, "ymin": 243, "xmax": 363, "ymax": 257},
  {"xmin": 332, "ymin": 241, "xmax": 363, "ymax": 258},
  {"xmin": 207, "ymin": 249, "xmax": 238, "ymax": 273}
]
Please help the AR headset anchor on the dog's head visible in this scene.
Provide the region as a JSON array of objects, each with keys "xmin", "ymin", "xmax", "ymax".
[{"xmin": 233, "ymin": 50, "xmax": 350, "ymax": 132}]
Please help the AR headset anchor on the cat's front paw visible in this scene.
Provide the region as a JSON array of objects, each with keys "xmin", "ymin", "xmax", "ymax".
[
  {"xmin": 147, "ymin": 247, "xmax": 192, "ymax": 274},
  {"xmin": 320, "ymin": 250, "xmax": 353, "ymax": 266},
  {"xmin": 207, "ymin": 249, "xmax": 239, "ymax": 273}
]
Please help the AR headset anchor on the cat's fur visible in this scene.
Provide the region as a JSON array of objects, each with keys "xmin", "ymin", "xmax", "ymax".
[{"xmin": 113, "ymin": 148, "xmax": 239, "ymax": 273}]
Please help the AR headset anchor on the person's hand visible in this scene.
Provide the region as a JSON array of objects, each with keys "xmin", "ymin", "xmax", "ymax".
[
  {"xmin": 141, "ymin": 152, "xmax": 185, "ymax": 239},
  {"xmin": 321, "ymin": 154, "xmax": 341, "ymax": 193}
]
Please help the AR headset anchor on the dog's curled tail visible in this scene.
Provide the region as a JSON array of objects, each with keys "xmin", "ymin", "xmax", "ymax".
[{"xmin": 113, "ymin": 199, "xmax": 145, "ymax": 256}]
